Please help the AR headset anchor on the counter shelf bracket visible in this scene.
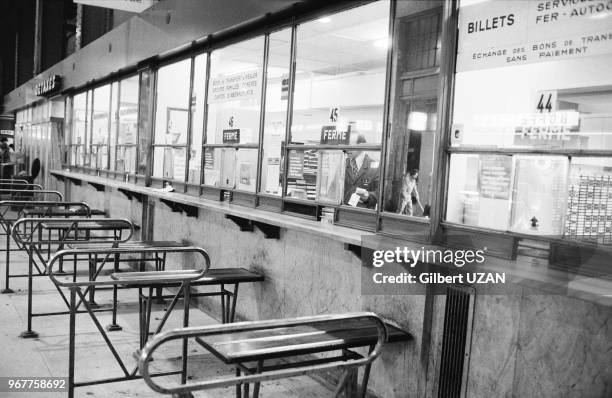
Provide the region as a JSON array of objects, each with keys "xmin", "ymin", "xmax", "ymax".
[
  {"xmin": 159, "ymin": 199, "xmax": 199, "ymax": 218},
  {"xmin": 345, "ymin": 243, "xmax": 371, "ymax": 260},
  {"xmin": 252, "ymin": 221, "xmax": 280, "ymax": 240},
  {"xmin": 87, "ymin": 181, "xmax": 106, "ymax": 192},
  {"xmin": 118, "ymin": 188, "xmax": 144, "ymax": 203},
  {"xmin": 67, "ymin": 177, "xmax": 82, "ymax": 186},
  {"xmin": 225, "ymin": 215, "xmax": 254, "ymax": 232}
]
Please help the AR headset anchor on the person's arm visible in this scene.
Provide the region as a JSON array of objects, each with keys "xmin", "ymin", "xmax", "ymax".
[
  {"xmin": 357, "ymin": 177, "xmax": 379, "ymax": 208},
  {"xmin": 411, "ymin": 184, "xmax": 424, "ymax": 212}
]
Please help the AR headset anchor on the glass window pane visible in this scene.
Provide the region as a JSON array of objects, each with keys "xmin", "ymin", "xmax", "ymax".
[
  {"xmin": 446, "ymin": 154, "xmax": 570, "ymax": 236},
  {"xmin": 235, "ymin": 149, "xmax": 258, "ymax": 192},
  {"xmin": 153, "ymin": 59, "xmax": 191, "ymax": 181},
  {"xmin": 452, "ymin": 0, "xmax": 612, "ymax": 150},
  {"xmin": 286, "ymin": 149, "xmax": 319, "ymax": 201},
  {"xmin": 117, "ymin": 76, "xmax": 139, "ymax": 173},
  {"xmin": 188, "ymin": 54, "xmax": 208, "ymax": 184},
  {"xmin": 203, "ymin": 147, "xmax": 222, "ymax": 187},
  {"xmin": 343, "ymin": 150, "xmax": 381, "ymax": 209},
  {"xmin": 291, "ymin": 1, "xmax": 390, "ymax": 146},
  {"xmin": 446, "ymin": 153, "xmax": 512, "ymax": 230},
  {"xmin": 152, "ymin": 146, "xmax": 188, "ymax": 181},
  {"xmin": 91, "ymin": 84, "xmax": 111, "ymax": 170},
  {"xmin": 510, "ymin": 156, "xmax": 568, "ymax": 236},
  {"xmin": 154, "ymin": 60, "xmax": 191, "ymax": 145},
  {"xmin": 383, "ymin": 1, "xmax": 443, "ymax": 217},
  {"xmin": 261, "ymin": 28, "xmax": 291, "ymax": 196},
  {"xmin": 72, "ymin": 92, "xmax": 87, "ymax": 166},
  {"xmin": 206, "ymin": 37, "xmax": 265, "ymax": 145}
]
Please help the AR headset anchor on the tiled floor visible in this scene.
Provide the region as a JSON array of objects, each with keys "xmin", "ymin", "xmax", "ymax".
[{"xmin": 0, "ymin": 236, "xmax": 333, "ymax": 397}]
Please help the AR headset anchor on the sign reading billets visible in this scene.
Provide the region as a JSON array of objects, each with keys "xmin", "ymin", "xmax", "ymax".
[
  {"xmin": 457, "ymin": 0, "xmax": 612, "ymax": 71},
  {"xmin": 320, "ymin": 125, "xmax": 350, "ymax": 145},
  {"xmin": 34, "ymin": 75, "xmax": 61, "ymax": 97},
  {"xmin": 209, "ymin": 70, "xmax": 260, "ymax": 103}
]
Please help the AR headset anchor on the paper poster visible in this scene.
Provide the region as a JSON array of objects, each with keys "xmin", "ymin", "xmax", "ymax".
[
  {"xmin": 457, "ymin": 0, "xmax": 612, "ymax": 72},
  {"xmin": 478, "ymin": 155, "xmax": 512, "ymax": 200},
  {"xmin": 204, "ymin": 148, "xmax": 215, "ymax": 169},
  {"xmin": 287, "ymin": 150, "xmax": 304, "ymax": 179},
  {"xmin": 317, "ymin": 151, "xmax": 345, "ymax": 204},
  {"xmin": 265, "ymin": 158, "xmax": 281, "ymax": 194},
  {"xmin": 235, "ymin": 150, "xmax": 257, "ymax": 192},
  {"xmin": 173, "ymin": 148, "xmax": 186, "ymax": 181}
]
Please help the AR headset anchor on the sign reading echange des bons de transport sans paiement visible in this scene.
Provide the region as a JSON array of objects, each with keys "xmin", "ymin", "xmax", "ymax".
[{"xmin": 457, "ymin": 0, "xmax": 612, "ymax": 72}]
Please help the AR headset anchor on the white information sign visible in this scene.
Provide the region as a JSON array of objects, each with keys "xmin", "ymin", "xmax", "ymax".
[
  {"xmin": 457, "ymin": 0, "xmax": 612, "ymax": 72},
  {"xmin": 209, "ymin": 70, "xmax": 260, "ymax": 103}
]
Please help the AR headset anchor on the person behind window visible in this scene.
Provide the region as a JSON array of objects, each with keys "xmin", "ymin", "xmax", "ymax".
[
  {"xmin": 397, "ymin": 168, "xmax": 424, "ymax": 216},
  {"xmin": 8, "ymin": 144, "xmax": 16, "ymax": 163},
  {"xmin": 343, "ymin": 134, "xmax": 379, "ymax": 209},
  {"xmin": 0, "ymin": 138, "xmax": 10, "ymax": 163}
]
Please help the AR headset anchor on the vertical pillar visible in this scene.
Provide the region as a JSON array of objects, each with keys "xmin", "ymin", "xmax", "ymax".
[
  {"xmin": 33, "ymin": 0, "xmax": 42, "ymax": 76},
  {"xmin": 13, "ymin": 32, "xmax": 19, "ymax": 88},
  {"xmin": 75, "ymin": 4, "xmax": 83, "ymax": 51}
]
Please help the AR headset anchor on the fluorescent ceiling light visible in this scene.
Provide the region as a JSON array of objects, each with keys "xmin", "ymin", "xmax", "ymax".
[
  {"xmin": 317, "ymin": 17, "xmax": 332, "ymax": 23},
  {"xmin": 374, "ymin": 38, "xmax": 388, "ymax": 49},
  {"xmin": 408, "ymin": 112, "xmax": 428, "ymax": 131}
]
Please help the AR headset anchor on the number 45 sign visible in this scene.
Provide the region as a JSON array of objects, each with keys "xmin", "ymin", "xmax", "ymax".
[{"xmin": 535, "ymin": 90, "xmax": 557, "ymax": 113}]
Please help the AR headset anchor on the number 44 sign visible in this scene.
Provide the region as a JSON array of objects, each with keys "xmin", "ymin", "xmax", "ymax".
[{"xmin": 535, "ymin": 90, "xmax": 557, "ymax": 113}]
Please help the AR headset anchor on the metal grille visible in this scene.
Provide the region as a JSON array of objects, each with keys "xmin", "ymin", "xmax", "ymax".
[
  {"xmin": 566, "ymin": 175, "xmax": 612, "ymax": 245},
  {"xmin": 437, "ymin": 286, "xmax": 474, "ymax": 398},
  {"xmin": 402, "ymin": 11, "xmax": 442, "ymax": 71}
]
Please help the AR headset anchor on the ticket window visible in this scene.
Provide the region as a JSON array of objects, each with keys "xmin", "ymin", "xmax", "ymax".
[{"xmin": 446, "ymin": 0, "xmax": 612, "ymax": 242}]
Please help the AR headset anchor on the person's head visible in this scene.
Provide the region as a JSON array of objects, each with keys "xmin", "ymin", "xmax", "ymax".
[
  {"xmin": 356, "ymin": 134, "xmax": 367, "ymax": 144},
  {"xmin": 8, "ymin": 144, "xmax": 14, "ymax": 151},
  {"xmin": 409, "ymin": 169, "xmax": 419, "ymax": 179}
]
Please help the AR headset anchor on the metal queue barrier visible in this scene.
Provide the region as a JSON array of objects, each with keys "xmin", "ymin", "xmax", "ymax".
[
  {"xmin": 47, "ymin": 245, "xmax": 211, "ymax": 398},
  {"xmin": 0, "ymin": 178, "xmax": 35, "ymax": 191},
  {"xmin": 135, "ymin": 313, "xmax": 410, "ymax": 398},
  {"xmin": 65, "ymin": 240, "xmax": 184, "ymax": 328},
  {"xmin": 0, "ymin": 181, "xmax": 43, "ymax": 193},
  {"xmin": 11, "ymin": 217, "xmax": 134, "ymax": 338},
  {"xmin": 68, "ymin": 241, "xmax": 264, "ymax": 335},
  {"xmin": 0, "ymin": 187, "xmax": 55, "ymax": 203},
  {"xmin": 0, "ymin": 189, "xmax": 63, "ymax": 236},
  {"xmin": 0, "ymin": 200, "xmax": 92, "ymax": 293}
]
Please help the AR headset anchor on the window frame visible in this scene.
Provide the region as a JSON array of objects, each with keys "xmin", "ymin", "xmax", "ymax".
[
  {"xmin": 200, "ymin": 34, "xmax": 267, "ymax": 206},
  {"xmin": 150, "ymin": 57, "xmax": 195, "ymax": 190},
  {"xmin": 60, "ymin": 0, "xmax": 612, "ymax": 260}
]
